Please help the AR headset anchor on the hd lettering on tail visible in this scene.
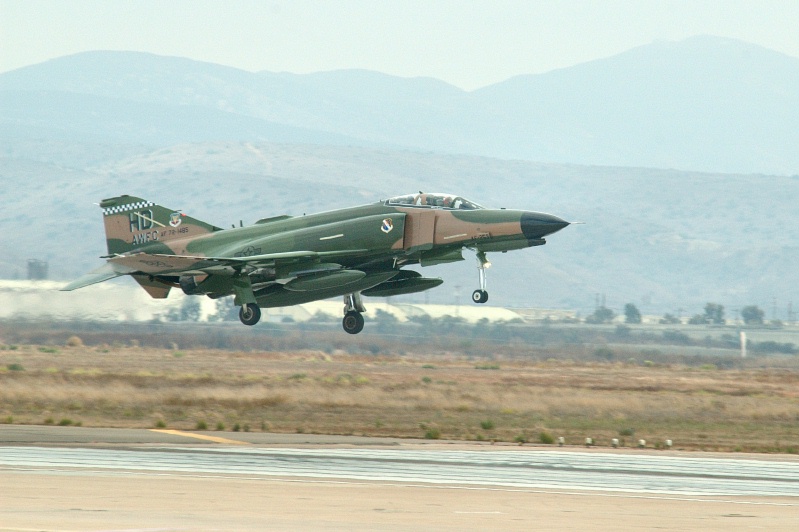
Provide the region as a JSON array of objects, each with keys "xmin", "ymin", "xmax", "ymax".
[{"xmin": 129, "ymin": 210, "xmax": 161, "ymax": 246}]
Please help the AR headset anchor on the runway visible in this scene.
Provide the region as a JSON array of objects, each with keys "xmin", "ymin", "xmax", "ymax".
[
  {"xmin": 4, "ymin": 444, "xmax": 799, "ymax": 498},
  {"xmin": 2, "ymin": 426, "xmax": 799, "ymax": 530}
]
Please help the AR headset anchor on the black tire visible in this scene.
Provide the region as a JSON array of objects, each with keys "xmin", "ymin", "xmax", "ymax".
[
  {"xmin": 342, "ymin": 311, "xmax": 365, "ymax": 334},
  {"xmin": 239, "ymin": 304, "xmax": 261, "ymax": 326},
  {"xmin": 472, "ymin": 290, "xmax": 488, "ymax": 304}
]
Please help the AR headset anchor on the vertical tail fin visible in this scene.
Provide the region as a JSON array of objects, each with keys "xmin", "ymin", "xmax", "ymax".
[{"xmin": 99, "ymin": 195, "xmax": 221, "ymax": 255}]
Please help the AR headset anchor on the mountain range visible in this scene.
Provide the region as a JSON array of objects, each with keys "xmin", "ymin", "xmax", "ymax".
[{"xmin": 2, "ymin": 35, "xmax": 799, "ymax": 174}]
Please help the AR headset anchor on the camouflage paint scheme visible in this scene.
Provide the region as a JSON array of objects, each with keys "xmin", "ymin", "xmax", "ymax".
[{"xmin": 63, "ymin": 193, "xmax": 569, "ymax": 333}]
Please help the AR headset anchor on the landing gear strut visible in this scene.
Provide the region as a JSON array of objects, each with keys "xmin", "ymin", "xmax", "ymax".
[
  {"xmin": 342, "ymin": 292, "xmax": 366, "ymax": 334},
  {"xmin": 472, "ymin": 250, "xmax": 490, "ymax": 304},
  {"xmin": 239, "ymin": 303, "xmax": 261, "ymax": 326}
]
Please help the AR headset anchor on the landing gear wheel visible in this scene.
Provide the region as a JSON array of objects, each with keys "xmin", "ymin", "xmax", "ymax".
[
  {"xmin": 239, "ymin": 304, "xmax": 261, "ymax": 326},
  {"xmin": 342, "ymin": 311, "xmax": 365, "ymax": 335},
  {"xmin": 472, "ymin": 290, "xmax": 489, "ymax": 304}
]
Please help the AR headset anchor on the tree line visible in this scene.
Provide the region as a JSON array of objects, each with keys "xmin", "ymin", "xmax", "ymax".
[{"xmin": 587, "ymin": 302, "xmax": 776, "ymax": 326}]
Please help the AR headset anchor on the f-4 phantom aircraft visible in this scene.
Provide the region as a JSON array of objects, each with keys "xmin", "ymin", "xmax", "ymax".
[{"xmin": 62, "ymin": 193, "xmax": 569, "ymax": 334}]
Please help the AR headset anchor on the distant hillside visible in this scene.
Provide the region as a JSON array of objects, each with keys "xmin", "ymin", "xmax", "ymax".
[
  {"xmin": 472, "ymin": 36, "xmax": 799, "ymax": 174},
  {"xmin": 2, "ymin": 36, "xmax": 799, "ymax": 174},
  {"xmin": 1, "ymin": 140, "xmax": 796, "ymax": 318}
]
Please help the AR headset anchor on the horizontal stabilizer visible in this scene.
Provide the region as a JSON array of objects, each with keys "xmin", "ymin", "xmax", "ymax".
[{"xmin": 60, "ymin": 262, "xmax": 134, "ymax": 291}]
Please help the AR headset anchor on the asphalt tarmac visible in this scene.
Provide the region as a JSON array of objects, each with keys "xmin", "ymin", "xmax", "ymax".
[{"xmin": 2, "ymin": 425, "xmax": 798, "ymax": 530}]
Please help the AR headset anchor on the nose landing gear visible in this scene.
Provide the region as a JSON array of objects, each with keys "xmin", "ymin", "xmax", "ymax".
[
  {"xmin": 472, "ymin": 250, "xmax": 490, "ymax": 304},
  {"xmin": 472, "ymin": 289, "xmax": 488, "ymax": 304}
]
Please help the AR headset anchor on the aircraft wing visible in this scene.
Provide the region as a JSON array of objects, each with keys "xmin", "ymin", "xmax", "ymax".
[
  {"xmin": 108, "ymin": 250, "xmax": 369, "ymax": 273},
  {"xmin": 62, "ymin": 249, "xmax": 372, "ymax": 291}
]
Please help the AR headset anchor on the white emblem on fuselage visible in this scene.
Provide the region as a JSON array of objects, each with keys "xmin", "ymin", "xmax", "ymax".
[
  {"xmin": 381, "ymin": 218, "xmax": 394, "ymax": 233},
  {"xmin": 169, "ymin": 212, "xmax": 182, "ymax": 227}
]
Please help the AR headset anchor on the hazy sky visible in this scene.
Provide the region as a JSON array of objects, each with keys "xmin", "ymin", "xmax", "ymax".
[{"xmin": 2, "ymin": 0, "xmax": 798, "ymax": 90}]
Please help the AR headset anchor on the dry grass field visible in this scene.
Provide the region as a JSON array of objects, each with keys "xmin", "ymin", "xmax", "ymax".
[{"xmin": 2, "ymin": 327, "xmax": 799, "ymax": 453}]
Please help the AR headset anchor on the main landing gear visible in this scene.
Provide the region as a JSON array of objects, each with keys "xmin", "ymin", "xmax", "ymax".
[
  {"xmin": 343, "ymin": 311, "xmax": 365, "ymax": 335},
  {"xmin": 342, "ymin": 292, "xmax": 366, "ymax": 334},
  {"xmin": 239, "ymin": 303, "xmax": 261, "ymax": 326},
  {"xmin": 472, "ymin": 250, "xmax": 490, "ymax": 304}
]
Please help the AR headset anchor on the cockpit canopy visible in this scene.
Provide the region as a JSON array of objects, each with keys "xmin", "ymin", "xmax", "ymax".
[{"xmin": 384, "ymin": 193, "xmax": 483, "ymax": 210}]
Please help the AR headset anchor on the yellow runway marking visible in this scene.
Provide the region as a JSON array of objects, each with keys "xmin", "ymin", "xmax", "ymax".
[{"xmin": 150, "ymin": 429, "xmax": 250, "ymax": 445}]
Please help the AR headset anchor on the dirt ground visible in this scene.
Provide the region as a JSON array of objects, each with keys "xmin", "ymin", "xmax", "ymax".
[{"xmin": 2, "ymin": 343, "xmax": 799, "ymax": 452}]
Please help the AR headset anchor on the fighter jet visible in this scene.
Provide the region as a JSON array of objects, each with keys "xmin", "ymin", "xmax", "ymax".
[{"xmin": 62, "ymin": 192, "xmax": 569, "ymax": 334}]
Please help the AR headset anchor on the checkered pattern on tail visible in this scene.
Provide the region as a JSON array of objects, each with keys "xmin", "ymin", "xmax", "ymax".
[{"xmin": 102, "ymin": 201, "xmax": 156, "ymax": 216}]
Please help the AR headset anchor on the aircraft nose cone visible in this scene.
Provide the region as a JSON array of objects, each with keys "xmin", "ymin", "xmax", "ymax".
[{"xmin": 521, "ymin": 212, "xmax": 570, "ymax": 240}]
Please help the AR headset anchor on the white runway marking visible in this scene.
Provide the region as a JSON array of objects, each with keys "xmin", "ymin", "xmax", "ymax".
[{"xmin": 3, "ymin": 446, "xmax": 799, "ymax": 501}]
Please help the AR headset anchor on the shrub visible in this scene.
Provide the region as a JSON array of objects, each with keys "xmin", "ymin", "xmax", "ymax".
[
  {"xmin": 513, "ymin": 434, "xmax": 527, "ymax": 444},
  {"xmin": 154, "ymin": 419, "xmax": 166, "ymax": 428},
  {"xmin": 421, "ymin": 376, "xmax": 432, "ymax": 384},
  {"xmin": 7, "ymin": 363, "xmax": 24, "ymax": 371},
  {"xmin": 233, "ymin": 423, "xmax": 241, "ymax": 432},
  {"xmin": 58, "ymin": 418, "xmax": 73, "ymax": 426},
  {"xmin": 594, "ymin": 347, "xmax": 614, "ymax": 360},
  {"xmin": 65, "ymin": 336, "xmax": 84, "ymax": 347},
  {"xmin": 196, "ymin": 420, "xmax": 208, "ymax": 430},
  {"xmin": 475, "ymin": 364, "xmax": 500, "ymax": 370},
  {"xmin": 424, "ymin": 428, "xmax": 441, "ymax": 440},
  {"xmin": 751, "ymin": 341, "xmax": 797, "ymax": 354},
  {"xmin": 663, "ymin": 330, "xmax": 691, "ymax": 345},
  {"xmin": 480, "ymin": 420, "xmax": 495, "ymax": 430},
  {"xmin": 539, "ymin": 431, "xmax": 555, "ymax": 445},
  {"xmin": 586, "ymin": 306, "xmax": 615, "ymax": 324},
  {"xmin": 216, "ymin": 422, "xmax": 225, "ymax": 431}
]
